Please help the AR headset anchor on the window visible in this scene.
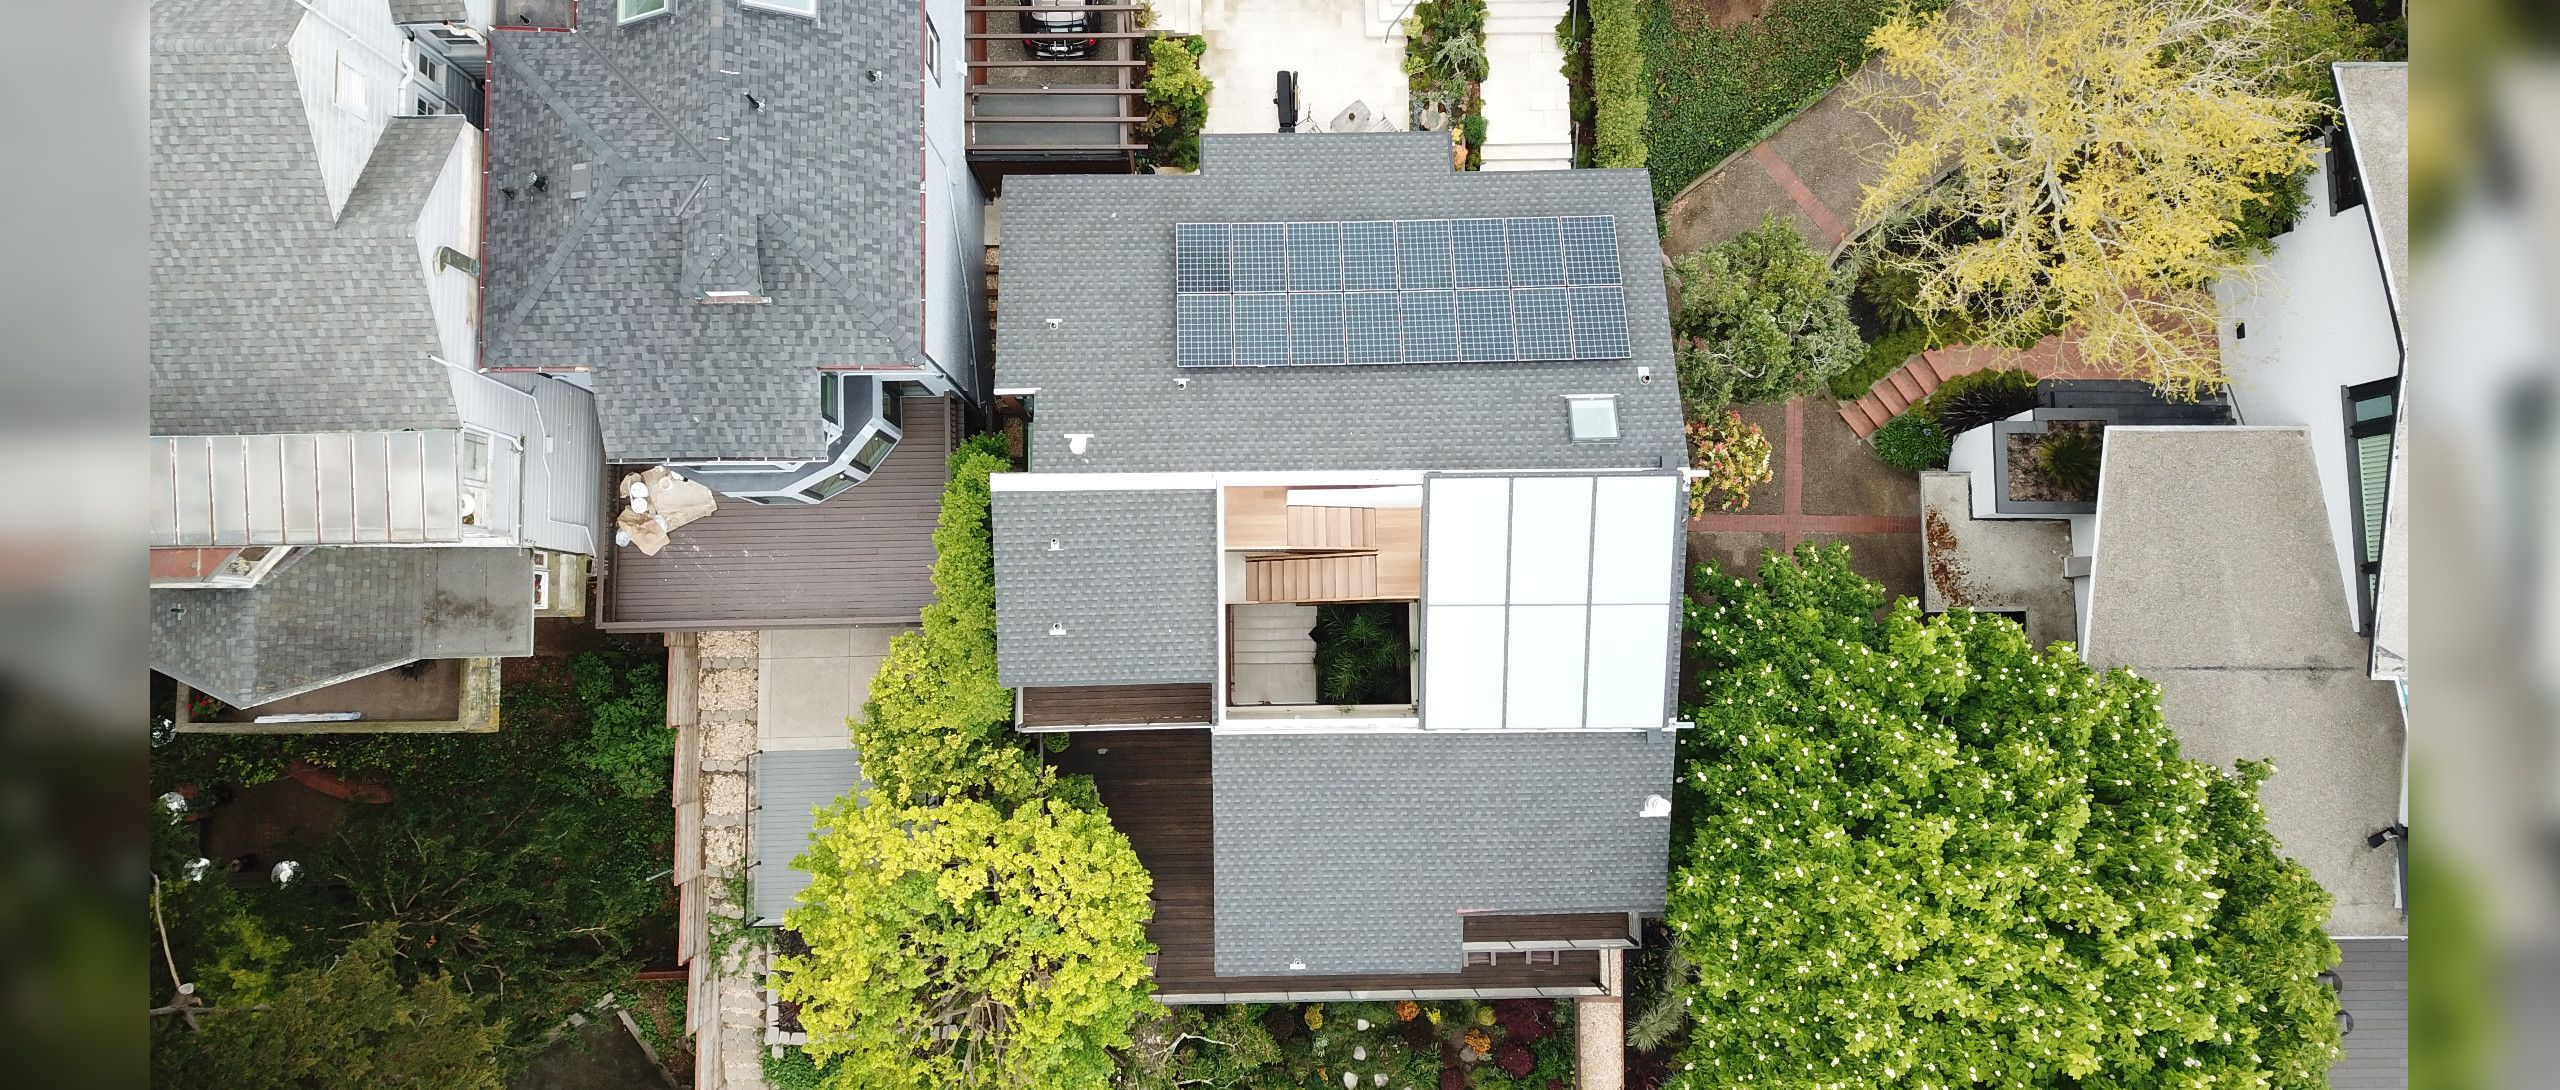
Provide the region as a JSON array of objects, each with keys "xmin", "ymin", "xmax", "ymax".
[
  {"xmin": 2328, "ymin": 124, "xmax": 2366, "ymax": 216},
  {"xmin": 618, "ymin": 0, "xmax": 670, "ymax": 23},
  {"xmin": 1565, "ymin": 394, "xmax": 1619, "ymax": 442},
  {"xmin": 743, "ymin": 0, "xmax": 819, "ymax": 16},
  {"xmin": 335, "ymin": 56, "xmax": 372, "ymax": 119},
  {"xmin": 819, "ymin": 373, "xmax": 843, "ymax": 426},
  {"xmin": 460, "ymin": 432, "xmax": 493, "ymax": 484},
  {"xmin": 416, "ymin": 53, "xmax": 438, "ymax": 80},
  {"xmin": 798, "ymin": 470, "xmax": 861, "ymax": 502},
  {"xmin": 849, "ymin": 431, "xmax": 896, "ymax": 473},
  {"xmin": 416, "ymin": 97, "xmax": 439, "ymax": 116},
  {"xmin": 924, "ymin": 16, "xmax": 942, "ymax": 83},
  {"xmin": 2342, "ymin": 377, "xmax": 2397, "ymax": 632}
]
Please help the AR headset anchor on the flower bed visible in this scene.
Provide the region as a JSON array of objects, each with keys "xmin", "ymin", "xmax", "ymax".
[
  {"xmin": 1686, "ymin": 410, "xmax": 1774, "ymax": 515},
  {"xmin": 1128, "ymin": 999, "xmax": 1577, "ymax": 1090},
  {"xmin": 1405, "ymin": 0, "xmax": 1490, "ymax": 170}
]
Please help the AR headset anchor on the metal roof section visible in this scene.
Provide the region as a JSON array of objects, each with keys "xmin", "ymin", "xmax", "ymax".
[
  {"xmin": 750, "ymin": 747, "xmax": 868, "ymax": 926},
  {"xmin": 1211, "ymin": 730, "xmax": 1673, "ymax": 975},
  {"xmin": 150, "ymin": 431, "xmax": 479, "ymax": 548},
  {"xmin": 1419, "ymin": 471, "xmax": 1684, "ymax": 731}
]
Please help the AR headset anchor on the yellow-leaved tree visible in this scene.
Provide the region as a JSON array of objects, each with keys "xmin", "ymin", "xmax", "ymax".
[{"xmin": 1855, "ymin": 0, "xmax": 2327, "ymax": 398}]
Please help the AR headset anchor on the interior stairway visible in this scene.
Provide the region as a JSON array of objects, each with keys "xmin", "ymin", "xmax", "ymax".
[{"xmin": 1229, "ymin": 604, "xmax": 1317, "ymax": 706}]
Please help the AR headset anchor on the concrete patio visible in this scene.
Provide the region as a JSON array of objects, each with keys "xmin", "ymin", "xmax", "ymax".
[
  {"xmin": 1198, "ymin": 0, "xmax": 1410, "ymax": 136},
  {"xmin": 756, "ymin": 625, "xmax": 908, "ymax": 752}
]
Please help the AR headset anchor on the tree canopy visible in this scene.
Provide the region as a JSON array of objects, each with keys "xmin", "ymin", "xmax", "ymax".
[
  {"xmin": 151, "ymin": 923, "xmax": 504, "ymax": 1090},
  {"xmin": 1664, "ymin": 545, "xmax": 2342, "ymax": 1089},
  {"xmin": 1671, "ymin": 218, "xmax": 1864, "ymax": 415},
  {"xmin": 774, "ymin": 797, "xmax": 1159, "ymax": 1090},
  {"xmin": 1856, "ymin": 0, "xmax": 2326, "ymax": 399}
]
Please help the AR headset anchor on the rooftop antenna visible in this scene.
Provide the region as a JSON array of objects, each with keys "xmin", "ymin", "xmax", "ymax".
[
  {"xmin": 745, "ymin": 92, "xmax": 763, "ymax": 111},
  {"xmin": 528, "ymin": 171, "xmax": 547, "ymax": 193}
]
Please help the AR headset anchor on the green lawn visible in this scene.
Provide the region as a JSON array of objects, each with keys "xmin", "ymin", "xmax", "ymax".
[{"xmin": 1639, "ymin": 0, "xmax": 1900, "ymax": 206}]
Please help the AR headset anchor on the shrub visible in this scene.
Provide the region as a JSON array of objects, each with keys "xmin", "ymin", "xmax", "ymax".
[
  {"xmin": 2225, "ymin": 167, "xmax": 2312, "ymax": 255},
  {"xmin": 761, "ymin": 1047, "xmax": 841, "ymax": 1090},
  {"xmin": 1142, "ymin": 37, "xmax": 1212, "ymax": 170},
  {"xmin": 1589, "ymin": 0, "xmax": 1647, "ymax": 167},
  {"xmin": 1686, "ymin": 411, "xmax": 1775, "ymax": 514},
  {"xmin": 1917, "ymin": 367, "xmax": 2036, "ymax": 423},
  {"xmin": 1932, "ymin": 377, "xmax": 2041, "ymax": 436},
  {"xmin": 1869, "ymin": 413, "xmax": 1950, "ymax": 471},
  {"xmin": 1462, "ymin": 113, "xmax": 1488, "ymax": 150},
  {"xmin": 1829, "ymin": 324, "xmax": 1928, "ymax": 400},
  {"xmin": 2037, "ymin": 428, "xmax": 2105, "ymax": 494},
  {"xmin": 1491, "ymin": 999, "xmax": 1552, "ymax": 1042},
  {"xmin": 1671, "ymin": 218, "xmax": 1864, "ymax": 414},
  {"xmin": 1494, "ymin": 1040, "xmax": 1536, "ymax": 1077},
  {"xmin": 573, "ymin": 650, "xmax": 671, "ymax": 799}
]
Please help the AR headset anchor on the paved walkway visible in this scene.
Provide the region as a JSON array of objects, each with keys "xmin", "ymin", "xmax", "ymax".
[
  {"xmin": 1687, "ymin": 396, "xmax": 1923, "ymax": 602},
  {"xmin": 1478, "ymin": 0, "xmax": 1572, "ymax": 170},
  {"xmin": 1658, "ymin": 59, "xmax": 1921, "ymax": 255}
]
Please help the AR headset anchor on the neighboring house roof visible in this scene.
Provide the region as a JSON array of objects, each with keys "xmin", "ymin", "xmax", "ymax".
[
  {"xmin": 996, "ymin": 133, "xmax": 1684, "ymax": 473},
  {"xmin": 2370, "ymin": 403, "xmax": 2408, "ymax": 680},
  {"xmin": 750, "ymin": 747, "xmax": 868, "ymax": 925},
  {"xmin": 992, "ymin": 488, "xmax": 1223, "ymax": 687},
  {"xmin": 150, "ymin": 0, "xmax": 464, "ymax": 435},
  {"xmin": 1212, "ymin": 730, "xmax": 1673, "ymax": 976},
  {"xmin": 2330, "ymin": 938, "xmax": 2407, "ymax": 1090},
  {"xmin": 152, "ymin": 546, "xmax": 536, "ymax": 707},
  {"xmin": 387, "ymin": 0, "xmax": 470, "ymax": 22},
  {"xmin": 2083, "ymin": 428, "xmax": 2406, "ymax": 937},
  {"xmin": 2335, "ymin": 62, "xmax": 2408, "ymax": 335},
  {"xmin": 481, "ymin": 4, "xmax": 930, "ymax": 463}
]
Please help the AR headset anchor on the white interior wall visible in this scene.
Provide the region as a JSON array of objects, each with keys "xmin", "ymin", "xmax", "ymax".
[{"xmin": 2212, "ymin": 153, "xmax": 2403, "ymax": 630}]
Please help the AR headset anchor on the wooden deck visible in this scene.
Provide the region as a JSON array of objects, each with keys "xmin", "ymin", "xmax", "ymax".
[
  {"xmin": 1051, "ymin": 729, "xmax": 1608, "ymax": 1001},
  {"xmin": 599, "ymin": 399, "xmax": 956, "ymax": 631},
  {"xmin": 1462, "ymin": 912, "xmax": 1634, "ymax": 945},
  {"xmin": 1019, "ymin": 684, "xmax": 1213, "ymax": 728}
]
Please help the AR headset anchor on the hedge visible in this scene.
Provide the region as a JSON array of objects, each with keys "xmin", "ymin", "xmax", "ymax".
[{"xmin": 1589, "ymin": 0, "xmax": 1647, "ymax": 168}]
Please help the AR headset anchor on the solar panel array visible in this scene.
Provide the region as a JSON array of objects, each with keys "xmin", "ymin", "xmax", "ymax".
[{"xmin": 1175, "ymin": 216, "xmax": 1629, "ymax": 368}]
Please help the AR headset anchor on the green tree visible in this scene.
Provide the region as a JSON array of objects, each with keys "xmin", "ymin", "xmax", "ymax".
[
  {"xmin": 151, "ymin": 923, "xmax": 504, "ymax": 1090},
  {"xmin": 1662, "ymin": 544, "xmax": 2342, "ymax": 1089},
  {"xmin": 856, "ymin": 435, "xmax": 1044, "ymax": 806},
  {"xmin": 774, "ymin": 797, "xmax": 1158, "ymax": 1090},
  {"xmin": 1670, "ymin": 218, "xmax": 1864, "ymax": 415},
  {"xmin": 575, "ymin": 649, "xmax": 672, "ymax": 798}
]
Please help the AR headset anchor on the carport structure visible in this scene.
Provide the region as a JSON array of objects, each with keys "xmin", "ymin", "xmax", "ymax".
[{"xmin": 965, "ymin": 2, "xmax": 1151, "ymax": 186}]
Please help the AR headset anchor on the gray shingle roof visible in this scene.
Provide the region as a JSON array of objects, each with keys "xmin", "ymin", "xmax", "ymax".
[
  {"xmin": 751, "ymin": 747, "xmax": 868, "ymax": 925},
  {"xmin": 152, "ymin": 546, "xmax": 536, "ymax": 707},
  {"xmin": 150, "ymin": 1, "xmax": 461, "ymax": 435},
  {"xmin": 1212, "ymin": 730, "xmax": 1673, "ymax": 976},
  {"xmin": 992, "ymin": 489, "xmax": 1222, "ymax": 687},
  {"xmin": 481, "ymin": 3, "xmax": 928, "ymax": 462},
  {"xmin": 996, "ymin": 134, "xmax": 1683, "ymax": 473}
]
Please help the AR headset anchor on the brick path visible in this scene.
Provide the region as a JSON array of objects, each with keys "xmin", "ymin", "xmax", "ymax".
[{"xmin": 1689, "ymin": 398, "xmax": 1920, "ymax": 546}]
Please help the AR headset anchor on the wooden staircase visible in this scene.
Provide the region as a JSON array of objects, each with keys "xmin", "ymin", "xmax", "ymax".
[
  {"xmin": 1244, "ymin": 553, "xmax": 1380, "ymax": 603},
  {"xmin": 1837, "ymin": 335, "xmax": 2114, "ymax": 440}
]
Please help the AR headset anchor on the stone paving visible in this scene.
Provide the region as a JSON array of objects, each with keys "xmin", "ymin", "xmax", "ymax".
[
  {"xmin": 1658, "ymin": 63, "xmax": 1923, "ymax": 256},
  {"xmin": 1478, "ymin": 0, "xmax": 1572, "ymax": 170},
  {"xmin": 684, "ymin": 630, "xmax": 766, "ymax": 1090},
  {"xmin": 1687, "ymin": 396, "xmax": 1923, "ymax": 603}
]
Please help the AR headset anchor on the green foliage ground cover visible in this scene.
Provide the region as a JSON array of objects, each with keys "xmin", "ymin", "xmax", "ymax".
[{"xmin": 1639, "ymin": 0, "xmax": 1904, "ymax": 205}]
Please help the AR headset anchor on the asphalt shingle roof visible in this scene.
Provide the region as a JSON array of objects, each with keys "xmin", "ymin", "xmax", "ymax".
[
  {"xmin": 481, "ymin": 3, "xmax": 929, "ymax": 462},
  {"xmin": 992, "ymin": 488, "xmax": 1222, "ymax": 687},
  {"xmin": 1212, "ymin": 730, "xmax": 1674, "ymax": 976},
  {"xmin": 152, "ymin": 546, "xmax": 536, "ymax": 707},
  {"xmin": 150, "ymin": 0, "xmax": 461, "ymax": 436},
  {"xmin": 996, "ymin": 133, "xmax": 1683, "ymax": 473}
]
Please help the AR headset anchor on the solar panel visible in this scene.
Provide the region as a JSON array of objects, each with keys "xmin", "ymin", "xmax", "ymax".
[
  {"xmin": 1568, "ymin": 286, "xmax": 1630, "ymax": 359},
  {"xmin": 1288, "ymin": 293, "xmax": 1345, "ymax": 364},
  {"xmin": 1512, "ymin": 287, "xmax": 1572, "ymax": 360},
  {"xmin": 1286, "ymin": 222, "xmax": 1342, "ymax": 292},
  {"xmin": 1452, "ymin": 219, "xmax": 1509, "ymax": 289},
  {"xmin": 1176, "ymin": 217, "xmax": 1630, "ymax": 367}
]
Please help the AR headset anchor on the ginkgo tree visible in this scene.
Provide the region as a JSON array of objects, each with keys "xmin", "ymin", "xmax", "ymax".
[
  {"xmin": 1662, "ymin": 545, "xmax": 2342, "ymax": 1089},
  {"xmin": 1855, "ymin": 0, "xmax": 2327, "ymax": 399}
]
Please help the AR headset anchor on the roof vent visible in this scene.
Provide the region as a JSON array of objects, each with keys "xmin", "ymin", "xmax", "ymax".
[
  {"xmin": 1640, "ymin": 795, "xmax": 1671, "ymax": 818},
  {"xmin": 1566, "ymin": 394, "xmax": 1620, "ymax": 442},
  {"xmin": 1065, "ymin": 433, "xmax": 1092, "ymax": 456},
  {"xmin": 1047, "ymin": 539, "xmax": 1063, "ymax": 552},
  {"xmin": 1044, "ymin": 317, "xmax": 1063, "ymax": 330},
  {"xmin": 568, "ymin": 161, "xmax": 592, "ymax": 199},
  {"xmin": 1048, "ymin": 622, "xmax": 1069, "ymax": 637}
]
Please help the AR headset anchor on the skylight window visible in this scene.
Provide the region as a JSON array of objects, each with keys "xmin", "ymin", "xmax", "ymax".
[
  {"xmin": 618, "ymin": 0, "xmax": 670, "ymax": 24},
  {"xmin": 1566, "ymin": 394, "xmax": 1619, "ymax": 442}
]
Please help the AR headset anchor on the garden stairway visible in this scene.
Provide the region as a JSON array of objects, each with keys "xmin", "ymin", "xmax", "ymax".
[
  {"xmin": 1230, "ymin": 604, "xmax": 1317, "ymax": 707},
  {"xmin": 1837, "ymin": 335, "xmax": 2122, "ymax": 439},
  {"xmin": 1476, "ymin": 0, "xmax": 1573, "ymax": 171}
]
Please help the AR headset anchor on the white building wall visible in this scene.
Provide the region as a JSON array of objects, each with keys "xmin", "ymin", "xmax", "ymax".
[
  {"xmin": 415, "ymin": 122, "xmax": 482, "ymax": 370},
  {"xmin": 448, "ymin": 364, "xmax": 604, "ymax": 556},
  {"xmin": 2211, "ymin": 152, "xmax": 2404, "ymax": 631},
  {"xmin": 920, "ymin": 0, "xmax": 987, "ymax": 402},
  {"xmin": 289, "ymin": 0, "xmax": 410, "ymax": 218}
]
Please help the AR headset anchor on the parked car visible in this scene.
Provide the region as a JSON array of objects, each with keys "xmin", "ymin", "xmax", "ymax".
[{"xmin": 1020, "ymin": 0, "xmax": 1098, "ymax": 58}]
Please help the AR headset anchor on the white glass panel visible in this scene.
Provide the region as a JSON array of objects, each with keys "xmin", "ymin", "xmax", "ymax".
[
  {"xmin": 1589, "ymin": 475, "xmax": 1678, "ymax": 605},
  {"xmin": 1424, "ymin": 477, "xmax": 1511, "ymax": 605},
  {"xmin": 1422, "ymin": 605, "xmax": 1506, "ymax": 729},
  {"xmin": 1585, "ymin": 604, "xmax": 1671, "ymax": 729},
  {"xmin": 1503, "ymin": 604, "xmax": 1588, "ymax": 729},
  {"xmin": 1507, "ymin": 476, "xmax": 1595, "ymax": 605}
]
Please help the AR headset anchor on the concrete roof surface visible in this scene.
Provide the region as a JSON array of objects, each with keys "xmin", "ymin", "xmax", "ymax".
[
  {"xmin": 1211, "ymin": 730, "xmax": 1674, "ymax": 976},
  {"xmin": 2084, "ymin": 427, "xmax": 2405, "ymax": 937},
  {"xmin": 2335, "ymin": 62, "xmax": 2408, "ymax": 333},
  {"xmin": 481, "ymin": 0, "xmax": 929, "ymax": 461},
  {"xmin": 996, "ymin": 133, "xmax": 1684, "ymax": 474}
]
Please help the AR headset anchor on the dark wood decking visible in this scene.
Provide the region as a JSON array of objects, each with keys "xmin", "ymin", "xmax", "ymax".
[
  {"xmin": 600, "ymin": 399, "xmax": 955, "ymax": 630},
  {"xmin": 1051, "ymin": 730, "xmax": 1607, "ymax": 1000},
  {"xmin": 1461, "ymin": 912, "xmax": 1633, "ymax": 945},
  {"xmin": 1020, "ymin": 684, "xmax": 1214, "ymax": 728}
]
